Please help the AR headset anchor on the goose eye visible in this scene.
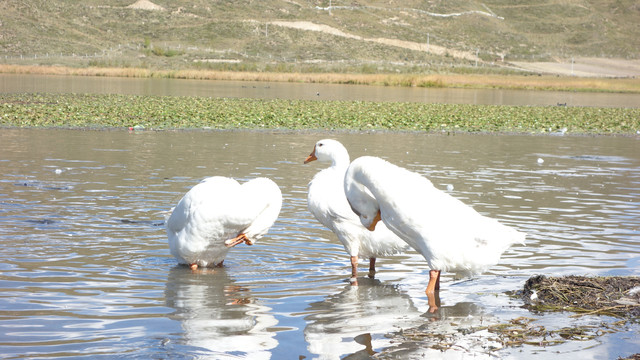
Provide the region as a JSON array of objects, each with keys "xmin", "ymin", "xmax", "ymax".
[{"xmin": 318, "ymin": 143, "xmax": 324, "ymax": 147}]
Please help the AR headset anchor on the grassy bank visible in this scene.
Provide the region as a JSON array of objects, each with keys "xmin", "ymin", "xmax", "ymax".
[
  {"xmin": 2, "ymin": 64, "xmax": 640, "ymax": 93},
  {"xmin": 1, "ymin": 93, "xmax": 639, "ymax": 134}
]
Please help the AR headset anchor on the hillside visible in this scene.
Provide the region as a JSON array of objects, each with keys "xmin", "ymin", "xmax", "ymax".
[{"xmin": 1, "ymin": 0, "xmax": 639, "ymax": 77}]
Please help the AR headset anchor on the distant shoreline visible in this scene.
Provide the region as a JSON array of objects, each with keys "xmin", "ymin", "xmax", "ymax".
[{"xmin": 1, "ymin": 64, "xmax": 639, "ymax": 94}]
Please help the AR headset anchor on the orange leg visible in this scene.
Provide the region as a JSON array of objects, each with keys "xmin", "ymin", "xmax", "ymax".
[
  {"xmin": 190, "ymin": 263, "xmax": 198, "ymax": 271},
  {"xmin": 350, "ymin": 256, "xmax": 359, "ymax": 285},
  {"xmin": 426, "ymin": 270, "xmax": 441, "ymax": 292},
  {"xmin": 426, "ymin": 289, "xmax": 441, "ymax": 314},
  {"xmin": 426, "ymin": 270, "xmax": 441, "ymax": 312},
  {"xmin": 368, "ymin": 258, "xmax": 376, "ymax": 278},
  {"xmin": 225, "ymin": 233, "xmax": 250, "ymax": 248}
]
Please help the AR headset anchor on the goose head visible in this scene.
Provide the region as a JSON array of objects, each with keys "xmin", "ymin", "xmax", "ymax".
[{"xmin": 304, "ymin": 139, "xmax": 350, "ymax": 166}]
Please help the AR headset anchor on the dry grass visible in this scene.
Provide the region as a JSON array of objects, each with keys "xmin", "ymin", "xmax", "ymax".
[
  {"xmin": 2, "ymin": 64, "xmax": 639, "ymax": 93},
  {"xmin": 0, "ymin": 64, "xmax": 153, "ymax": 78},
  {"xmin": 438, "ymin": 73, "xmax": 640, "ymax": 93}
]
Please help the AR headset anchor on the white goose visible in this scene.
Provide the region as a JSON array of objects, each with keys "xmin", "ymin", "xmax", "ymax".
[
  {"xmin": 305, "ymin": 140, "xmax": 408, "ymax": 283},
  {"xmin": 344, "ymin": 156, "xmax": 525, "ymax": 308},
  {"xmin": 166, "ymin": 176, "xmax": 282, "ymax": 270}
]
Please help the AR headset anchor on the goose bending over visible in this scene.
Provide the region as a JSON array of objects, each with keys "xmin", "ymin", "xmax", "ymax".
[
  {"xmin": 344, "ymin": 156, "xmax": 524, "ymax": 308},
  {"xmin": 166, "ymin": 176, "xmax": 282, "ymax": 270},
  {"xmin": 305, "ymin": 140, "xmax": 408, "ymax": 283}
]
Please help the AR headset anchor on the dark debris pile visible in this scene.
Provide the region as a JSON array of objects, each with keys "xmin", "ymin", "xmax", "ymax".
[{"xmin": 521, "ymin": 275, "xmax": 640, "ymax": 319}]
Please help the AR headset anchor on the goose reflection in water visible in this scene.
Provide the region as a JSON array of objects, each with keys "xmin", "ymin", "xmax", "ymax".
[
  {"xmin": 382, "ymin": 301, "xmax": 499, "ymax": 358},
  {"xmin": 303, "ymin": 277, "xmax": 498, "ymax": 359},
  {"xmin": 303, "ymin": 278, "xmax": 422, "ymax": 359},
  {"xmin": 164, "ymin": 267, "xmax": 278, "ymax": 360}
]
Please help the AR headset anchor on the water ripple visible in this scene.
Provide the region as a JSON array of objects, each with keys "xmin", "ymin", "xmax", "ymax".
[{"xmin": 1, "ymin": 130, "xmax": 639, "ymax": 359}]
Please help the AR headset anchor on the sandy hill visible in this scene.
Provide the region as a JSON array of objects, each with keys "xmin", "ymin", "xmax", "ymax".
[{"xmin": 0, "ymin": 0, "xmax": 638, "ymax": 77}]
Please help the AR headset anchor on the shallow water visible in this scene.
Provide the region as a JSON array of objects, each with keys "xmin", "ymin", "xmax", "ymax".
[
  {"xmin": 0, "ymin": 129, "xmax": 639, "ymax": 359},
  {"xmin": 2, "ymin": 73, "xmax": 640, "ymax": 107}
]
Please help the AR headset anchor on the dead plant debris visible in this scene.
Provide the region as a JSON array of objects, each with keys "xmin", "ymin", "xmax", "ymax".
[
  {"xmin": 619, "ymin": 354, "xmax": 640, "ymax": 360},
  {"xmin": 394, "ymin": 316, "xmax": 622, "ymax": 352},
  {"xmin": 384, "ymin": 275, "xmax": 640, "ymax": 355},
  {"xmin": 486, "ymin": 316, "xmax": 621, "ymax": 347},
  {"xmin": 520, "ymin": 275, "xmax": 640, "ymax": 319}
]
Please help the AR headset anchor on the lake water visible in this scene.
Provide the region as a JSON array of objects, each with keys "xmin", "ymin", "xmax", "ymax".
[
  {"xmin": 2, "ymin": 73, "xmax": 640, "ymax": 107},
  {"xmin": 1, "ymin": 129, "xmax": 639, "ymax": 359}
]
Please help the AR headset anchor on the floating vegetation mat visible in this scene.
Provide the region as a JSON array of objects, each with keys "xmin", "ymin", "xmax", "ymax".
[
  {"xmin": 520, "ymin": 275, "xmax": 640, "ymax": 319},
  {"xmin": 2, "ymin": 93, "xmax": 640, "ymax": 134}
]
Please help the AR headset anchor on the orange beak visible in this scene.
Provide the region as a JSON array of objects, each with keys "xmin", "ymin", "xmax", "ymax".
[
  {"xmin": 304, "ymin": 146, "xmax": 317, "ymax": 164},
  {"xmin": 367, "ymin": 210, "xmax": 382, "ymax": 231}
]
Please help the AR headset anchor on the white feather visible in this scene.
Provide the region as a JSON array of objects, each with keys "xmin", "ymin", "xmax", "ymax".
[
  {"xmin": 344, "ymin": 156, "xmax": 525, "ymax": 277},
  {"xmin": 306, "ymin": 140, "xmax": 408, "ymax": 271},
  {"xmin": 166, "ymin": 176, "xmax": 282, "ymax": 268}
]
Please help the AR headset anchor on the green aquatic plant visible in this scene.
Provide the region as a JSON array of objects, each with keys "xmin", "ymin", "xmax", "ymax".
[{"xmin": 0, "ymin": 93, "xmax": 638, "ymax": 134}]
